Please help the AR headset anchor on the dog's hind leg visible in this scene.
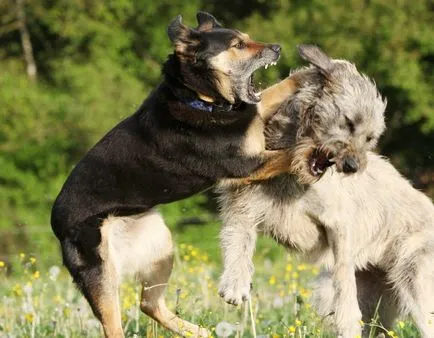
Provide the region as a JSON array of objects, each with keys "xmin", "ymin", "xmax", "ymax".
[
  {"xmin": 312, "ymin": 268, "xmax": 398, "ymax": 338},
  {"xmin": 61, "ymin": 224, "xmax": 124, "ymax": 338},
  {"xmin": 110, "ymin": 211, "xmax": 209, "ymax": 338},
  {"xmin": 389, "ymin": 233, "xmax": 434, "ymax": 338}
]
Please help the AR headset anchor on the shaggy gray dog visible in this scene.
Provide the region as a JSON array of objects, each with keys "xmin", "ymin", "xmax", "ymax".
[{"xmin": 217, "ymin": 45, "xmax": 434, "ymax": 338}]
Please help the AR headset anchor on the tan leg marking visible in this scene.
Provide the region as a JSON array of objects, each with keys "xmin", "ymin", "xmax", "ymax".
[{"xmin": 257, "ymin": 77, "xmax": 298, "ymax": 121}]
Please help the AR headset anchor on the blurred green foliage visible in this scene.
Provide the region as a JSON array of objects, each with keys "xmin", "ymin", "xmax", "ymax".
[{"xmin": 0, "ymin": 0, "xmax": 433, "ymax": 261}]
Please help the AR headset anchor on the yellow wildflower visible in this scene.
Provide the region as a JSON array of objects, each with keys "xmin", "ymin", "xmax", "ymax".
[
  {"xmin": 286, "ymin": 264, "xmax": 293, "ymax": 272},
  {"xmin": 32, "ymin": 271, "xmax": 40, "ymax": 279},
  {"xmin": 30, "ymin": 257, "xmax": 36, "ymax": 264},
  {"xmin": 0, "ymin": 261, "xmax": 5, "ymax": 268},
  {"xmin": 183, "ymin": 255, "xmax": 190, "ymax": 261},
  {"xmin": 295, "ymin": 319, "xmax": 302, "ymax": 326},
  {"xmin": 297, "ymin": 263, "xmax": 307, "ymax": 271},
  {"xmin": 13, "ymin": 284, "xmax": 22, "ymax": 296},
  {"xmin": 20, "ymin": 253, "xmax": 25, "ymax": 260},
  {"xmin": 269, "ymin": 275, "xmax": 276, "ymax": 285},
  {"xmin": 24, "ymin": 313, "xmax": 34, "ymax": 323},
  {"xmin": 288, "ymin": 325, "xmax": 296, "ymax": 333}
]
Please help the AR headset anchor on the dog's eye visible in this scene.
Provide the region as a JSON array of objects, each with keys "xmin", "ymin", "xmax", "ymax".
[
  {"xmin": 345, "ymin": 116, "xmax": 355, "ymax": 134},
  {"xmin": 233, "ymin": 41, "xmax": 246, "ymax": 49}
]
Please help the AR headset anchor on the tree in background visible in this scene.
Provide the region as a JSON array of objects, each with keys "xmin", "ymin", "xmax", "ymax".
[{"xmin": 0, "ymin": 0, "xmax": 432, "ymax": 260}]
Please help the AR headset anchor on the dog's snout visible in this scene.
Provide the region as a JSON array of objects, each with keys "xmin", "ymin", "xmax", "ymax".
[
  {"xmin": 270, "ymin": 44, "xmax": 281, "ymax": 54},
  {"xmin": 342, "ymin": 157, "xmax": 359, "ymax": 173}
]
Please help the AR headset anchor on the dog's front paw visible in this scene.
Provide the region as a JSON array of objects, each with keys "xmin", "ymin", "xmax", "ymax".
[{"xmin": 218, "ymin": 272, "xmax": 252, "ymax": 306}]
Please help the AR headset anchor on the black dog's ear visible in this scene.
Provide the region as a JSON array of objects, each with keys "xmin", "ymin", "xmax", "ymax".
[
  {"xmin": 297, "ymin": 44, "xmax": 333, "ymax": 77},
  {"xmin": 168, "ymin": 15, "xmax": 191, "ymax": 43},
  {"xmin": 196, "ymin": 11, "xmax": 222, "ymax": 31}
]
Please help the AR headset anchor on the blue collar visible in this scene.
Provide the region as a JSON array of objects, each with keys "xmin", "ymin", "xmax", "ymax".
[{"xmin": 183, "ymin": 98, "xmax": 233, "ymax": 112}]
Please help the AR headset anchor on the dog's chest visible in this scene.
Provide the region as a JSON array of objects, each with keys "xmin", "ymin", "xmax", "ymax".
[{"xmin": 261, "ymin": 188, "xmax": 327, "ymax": 255}]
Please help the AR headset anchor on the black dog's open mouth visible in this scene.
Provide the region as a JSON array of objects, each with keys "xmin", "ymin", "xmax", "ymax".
[
  {"xmin": 247, "ymin": 74, "xmax": 260, "ymax": 102},
  {"xmin": 309, "ymin": 149, "xmax": 334, "ymax": 177},
  {"xmin": 247, "ymin": 61, "xmax": 278, "ymax": 103}
]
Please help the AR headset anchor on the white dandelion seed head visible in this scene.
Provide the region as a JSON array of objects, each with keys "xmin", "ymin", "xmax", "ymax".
[
  {"xmin": 49, "ymin": 265, "xmax": 61, "ymax": 281},
  {"xmin": 272, "ymin": 296, "xmax": 284, "ymax": 309},
  {"xmin": 23, "ymin": 283, "xmax": 33, "ymax": 296},
  {"xmin": 215, "ymin": 321, "xmax": 235, "ymax": 337}
]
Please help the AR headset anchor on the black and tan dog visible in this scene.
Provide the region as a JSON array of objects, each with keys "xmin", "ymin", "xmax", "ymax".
[{"xmin": 51, "ymin": 12, "xmax": 296, "ymax": 338}]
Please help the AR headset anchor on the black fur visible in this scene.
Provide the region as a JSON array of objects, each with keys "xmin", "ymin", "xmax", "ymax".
[{"xmin": 51, "ymin": 34, "xmax": 264, "ymax": 273}]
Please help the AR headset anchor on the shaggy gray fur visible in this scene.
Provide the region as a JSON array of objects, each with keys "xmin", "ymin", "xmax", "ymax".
[{"xmin": 217, "ymin": 45, "xmax": 434, "ymax": 338}]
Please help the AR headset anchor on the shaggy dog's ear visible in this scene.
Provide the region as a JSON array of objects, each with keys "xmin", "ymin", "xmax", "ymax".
[
  {"xmin": 196, "ymin": 11, "xmax": 222, "ymax": 31},
  {"xmin": 297, "ymin": 44, "xmax": 333, "ymax": 77}
]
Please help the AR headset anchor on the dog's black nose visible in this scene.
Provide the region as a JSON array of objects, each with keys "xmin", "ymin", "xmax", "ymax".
[
  {"xmin": 342, "ymin": 157, "xmax": 359, "ymax": 173},
  {"xmin": 270, "ymin": 44, "xmax": 281, "ymax": 54}
]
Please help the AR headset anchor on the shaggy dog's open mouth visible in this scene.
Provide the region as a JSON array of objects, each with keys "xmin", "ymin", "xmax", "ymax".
[{"xmin": 308, "ymin": 148, "xmax": 334, "ymax": 176}]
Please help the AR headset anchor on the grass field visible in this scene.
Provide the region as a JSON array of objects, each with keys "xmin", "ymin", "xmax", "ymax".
[{"xmin": 0, "ymin": 235, "xmax": 420, "ymax": 338}]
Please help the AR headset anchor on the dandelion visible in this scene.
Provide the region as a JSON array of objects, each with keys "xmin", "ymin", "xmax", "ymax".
[
  {"xmin": 49, "ymin": 265, "xmax": 61, "ymax": 281},
  {"xmin": 13, "ymin": 284, "xmax": 22, "ymax": 296},
  {"xmin": 86, "ymin": 319, "xmax": 100, "ymax": 330},
  {"xmin": 0, "ymin": 261, "xmax": 5, "ymax": 268},
  {"xmin": 32, "ymin": 270, "xmax": 40, "ymax": 279},
  {"xmin": 215, "ymin": 321, "xmax": 234, "ymax": 337},
  {"xmin": 24, "ymin": 313, "xmax": 34, "ymax": 323},
  {"xmin": 288, "ymin": 325, "xmax": 296, "ymax": 333},
  {"xmin": 30, "ymin": 257, "xmax": 36, "ymax": 264},
  {"xmin": 269, "ymin": 275, "xmax": 276, "ymax": 285},
  {"xmin": 272, "ymin": 296, "xmax": 284, "ymax": 309},
  {"xmin": 297, "ymin": 263, "xmax": 307, "ymax": 271}
]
